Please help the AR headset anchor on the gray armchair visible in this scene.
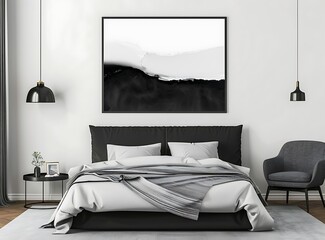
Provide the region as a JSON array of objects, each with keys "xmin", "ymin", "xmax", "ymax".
[{"xmin": 263, "ymin": 140, "xmax": 325, "ymax": 212}]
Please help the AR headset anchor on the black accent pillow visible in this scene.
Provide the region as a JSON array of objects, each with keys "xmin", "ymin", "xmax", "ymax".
[
  {"xmin": 166, "ymin": 126, "xmax": 243, "ymax": 165},
  {"xmin": 89, "ymin": 126, "xmax": 166, "ymax": 162}
]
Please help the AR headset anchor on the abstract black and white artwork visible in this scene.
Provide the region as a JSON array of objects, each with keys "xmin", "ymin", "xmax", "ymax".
[{"xmin": 102, "ymin": 17, "xmax": 227, "ymax": 112}]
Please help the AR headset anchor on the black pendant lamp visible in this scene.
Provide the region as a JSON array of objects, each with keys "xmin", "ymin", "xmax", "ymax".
[
  {"xmin": 290, "ymin": 0, "xmax": 305, "ymax": 101},
  {"xmin": 26, "ymin": 0, "xmax": 55, "ymax": 103},
  {"xmin": 290, "ymin": 81, "xmax": 305, "ymax": 101}
]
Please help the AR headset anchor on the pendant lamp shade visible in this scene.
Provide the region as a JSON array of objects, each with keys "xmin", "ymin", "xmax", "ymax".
[
  {"xmin": 290, "ymin": 81, "xmax": 305, "ymax": 101},
  {"xmin": 26, "ymin": 81, "xmax": 55, "ymax": 103},
  {"xmin": 290, "ymin": 0, "xmax": 305, "ymax": 101},
  {"xmin": 26, "ymin": 0, "xmax": 55, "ymax": 103}
]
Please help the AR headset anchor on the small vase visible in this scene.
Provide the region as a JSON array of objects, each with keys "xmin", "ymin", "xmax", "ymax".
[{"xmin": 34, "ymin": 166, "xmax": 41, "ymax": 177}]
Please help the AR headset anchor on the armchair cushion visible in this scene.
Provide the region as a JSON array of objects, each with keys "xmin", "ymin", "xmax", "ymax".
[{"xmin": 268, "ymin": 171, "xmax": 311, "ymax": 183}]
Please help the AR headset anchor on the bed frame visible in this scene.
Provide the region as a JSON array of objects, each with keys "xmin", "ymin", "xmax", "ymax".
[{"xmin": 72, "ymin": 125, "xmax": 251, "ymax": 231}]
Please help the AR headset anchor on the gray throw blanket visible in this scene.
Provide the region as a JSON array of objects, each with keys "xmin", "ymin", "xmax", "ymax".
[{"xmin": 65, "ymin": 164, "xmax": 265, "ymax": 220}]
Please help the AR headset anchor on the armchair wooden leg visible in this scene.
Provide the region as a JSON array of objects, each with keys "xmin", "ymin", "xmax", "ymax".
[
  {"xmin": 305, "ymin": 189, "xmax": 309, "ymax": 213},
  {"xmin": 286, "ymin": 190, "xmax": 289, "ymax": 204},
  {"xmin": 318, "ymin": 187, "xmax": 325, "ymax": 207},
  {"xmin": 265, "ymin": 186, "xmax": 270, "ymax": 202}
]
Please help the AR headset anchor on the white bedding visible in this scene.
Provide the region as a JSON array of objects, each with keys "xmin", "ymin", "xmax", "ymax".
[{"xmin": 50, "ymin": 156, "xmax": 274, "ymax": 233}]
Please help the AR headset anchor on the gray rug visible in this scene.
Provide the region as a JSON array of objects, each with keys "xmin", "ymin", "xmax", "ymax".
[{"xmin": 0, "ymin": 206, "xmax": 324, "ymax": 240}]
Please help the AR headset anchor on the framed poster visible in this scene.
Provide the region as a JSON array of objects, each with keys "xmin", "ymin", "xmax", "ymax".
[{"xmin": 102, "ymin": 17, "xmax": 227, "ymax": 113}]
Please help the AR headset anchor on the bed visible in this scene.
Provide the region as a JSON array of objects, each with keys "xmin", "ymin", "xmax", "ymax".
[{"xmin": 44, "ymin": 125, "xmax": 274, "ymax": 234}]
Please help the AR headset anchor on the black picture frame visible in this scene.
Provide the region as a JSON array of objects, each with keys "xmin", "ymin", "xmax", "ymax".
[{"xmin": 102, "ymin": 17, "xmax": 227, "ymax": 113}]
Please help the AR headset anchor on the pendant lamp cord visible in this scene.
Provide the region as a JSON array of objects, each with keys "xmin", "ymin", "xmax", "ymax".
[
  {"xmin": 39, "ymin": 0, "xmax": 42, "ymax": 82},
  {"xmin": 296, "ymin": 0, "xmax": 299, "ymax": 83}
]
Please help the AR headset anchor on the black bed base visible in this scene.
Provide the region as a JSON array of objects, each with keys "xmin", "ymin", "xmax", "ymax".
[{"xmin": 72, "ymin": 210, "xmax": 252, "ymax": 231}]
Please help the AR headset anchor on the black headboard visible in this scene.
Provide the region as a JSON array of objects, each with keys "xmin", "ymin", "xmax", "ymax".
[{"xmin": 89, "ymin": 125, "xmax": 243, "ymax": 165}]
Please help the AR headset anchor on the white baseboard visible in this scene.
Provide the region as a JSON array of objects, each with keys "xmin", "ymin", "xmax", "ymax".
[
  {"xmin": 8, "ymin": 194, "xmax": 62, "ymax": 201},
  {"xmin": 9, "ymin": 192, "xmax": 324, "ymax": 202}
]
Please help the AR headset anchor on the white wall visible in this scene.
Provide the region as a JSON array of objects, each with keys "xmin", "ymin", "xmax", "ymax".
[{"xmin": 7, "ymin": 0, "xmax": 325, "ymax": 200}]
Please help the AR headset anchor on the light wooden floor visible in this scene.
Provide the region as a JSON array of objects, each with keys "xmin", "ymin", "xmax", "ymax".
[
  {"xmin": 0, "ymin": 200, "xmax": 324, "ymax": 228},
  {"xmin": 0, "ymin": 202, "xmax": 27, "ymax": 228}
]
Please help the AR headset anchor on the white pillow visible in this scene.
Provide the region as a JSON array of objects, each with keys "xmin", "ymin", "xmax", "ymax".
[
  {"xmin": 113, "ymin": 156, "xmax": 184, "ymax": 166},
  {"xmin": 106, "ymin": 143, "xmax": 161, "ymax": 161},
  {"xmin": 168, "ymin": 141, "xmax": 219, "ymax": 160}
]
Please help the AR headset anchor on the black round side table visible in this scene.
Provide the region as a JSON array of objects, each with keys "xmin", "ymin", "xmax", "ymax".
[{"xmin": 23, "ymin": 173, "xmax": 69, "ymax": 209}]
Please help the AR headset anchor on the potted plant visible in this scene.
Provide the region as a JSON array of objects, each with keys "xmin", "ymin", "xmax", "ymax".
[{"xmin": 32, "ymin": 152, "xmax": 45, "ymax": 177}]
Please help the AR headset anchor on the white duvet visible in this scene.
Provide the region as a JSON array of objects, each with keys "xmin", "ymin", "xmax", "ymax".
[{"xmin": 49, "ymin": 156, "xmax": 274, "ymax": 233}]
